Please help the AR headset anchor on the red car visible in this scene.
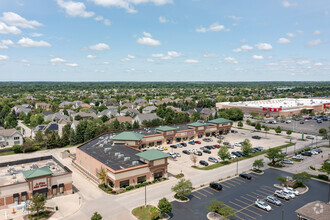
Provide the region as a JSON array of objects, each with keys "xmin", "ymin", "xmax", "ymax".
[
  {"xmin": 213, "ymin": 145, "xmax": 220, "ymax": 148},
  {"xmin": 194, "ymin": 141, "xmax": 201, "ymax": 144}
]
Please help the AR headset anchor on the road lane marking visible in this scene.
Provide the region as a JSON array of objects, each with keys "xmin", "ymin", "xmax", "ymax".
[
  {"xmin": 229, "ymin": 201, "xmax": 262, "ymax": 217},
  {"xmin": 191, "ymin": 194, "xmax": 201, "ymax": 200},
  {"xmin": 201, "ymin": 188, "xmax": 213, "ymax": 195},
  {"xmin": 195, "ymin": 190, "xmax": 207, "ymax": 197}
]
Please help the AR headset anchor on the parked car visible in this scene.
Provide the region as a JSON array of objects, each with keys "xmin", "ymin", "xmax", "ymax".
[
  {"xmin": 284, "ymin": 187, "xmax": 299, "ymax": 196},
  {"xmin": 175, "ymin": 153, "xmax": 181, "ymax": 157},
  {"xmin": 301, "ymin": 151, "xmax": 312, "ymax": 156},
  {"xmin": 170, "ymin": 145, "xmax": 177, "ymax": 149},
  {"xmin": 217, "ymin": 135, "xmax": 225, "ymax": 139},
  {"xmin": 208, "ymin": 145, "xmax": 216, "ymax": 149},
  {"xmin": 199, "ymin": 160, "xmax": 209, "ymax": 166},
  {"xmin": 176, "ymin": 144, "xmax": 183, "ymax": 148},
  {"xmin": 313, "ymin": 148, "xmax": 323, "ymax": 153},
  {"xmin": 194, "ymin": 141, "xmax": 201, "ymax": 144},
  {"xmin": 213, "ymin": 145, "xmax": 220, "ymax": 148},
  {"xmin": 310, "ymin": 150, "xmax": 319, "ymax": 155},
  {"xmin": 208, "ymin": 157, "xmax": 219, "ymax": 163},
  {"xmin": 204, "ymin": 146, "xmax": 212, "ymax": 150},
  {"xmin": 232, "ymin": 152, "xmax": 241, "ymax": 157},
  {"xmin": 239, "ymin": 173, "xmax": 252, "ymax": 180},
  {"xmin": 306, "ymin": 136, "xmax": 314, "ymax": 140},
  {"xmin": 234, "ymin": 143, "xmax": 242, "ymax": 147},
  {"xmin": 300, "ymin": 121, "xmax": 304, "ymax": 124},
  {"xmin": 194, "ymin": 151, "xmax": 202, "ymax": 156},
  {"xmin": 252, "ymin": 135, "xmax": 261, "ymax": 140},
  {"xmin": 283, "ymin": 190, "xmax": 295, "ymax": 199},
  {"xmin": 255, "ymin": 200, "xmax": 272, "ymax": 211},
  {"xmin": 229, "ymin": 154, "xmax": 237, "ymax": 159},
  {"xmin": 227, "ymin": 144, "xmax": 234, "ymax": 149},
  {"xmin": 163, "ymin": 146, "xmax": 168, "ymax": 150},
  {"xmin": 188, "ymin": 141, "xmax": 195, "ymax": 145},
  {"xmin": 231, "ymin": 130, "xmax": 238, "ymax": 133},
  {"xmin": 286, "ymin": 120, "xmax": 291, "ymax": 124},
  {"xmin": 209, "ymin": 182, "xmax": 222, "ymax": 191},
  {"xmin": 223, "ymin": 142, "xmax": 230, "ymax": 145},
  {"xmin": 266, "ymin": 196, "xmax": 282, "ymax": 206},
  {"xmin": 168, "ymin": 152, "xmax": 177, "ymax": 159},
  {"xmin": 281, "ymin": 159, "xmax": 294, "ymax": 164},
  {"xmin": 292, "ymin": 155, "xmax": 304, "ymax": 160},
  {"xmin": 203, "ymin": 138, "xmax": 213, "ymax": 142},
  {"xmin": 180, "ymin": 143, "xmax": 187, "ymax": 147},
  {"xmin": 156, "ymin": 146, "xmax": 164, "ymax": 151},
  {"xmin": 203, "ymin": 149, "xmax": 211, "ymax": 154},
  {"xmin": 182, "ymin": 150, "xmax": 190, "ymax": 155},
  {"xmin": 274, "ymin": 190, "xmax": 290, "ymax": 200},
  {"xmin": 255, "ymin": 146, "xmax": 264, "ymax": 151}
]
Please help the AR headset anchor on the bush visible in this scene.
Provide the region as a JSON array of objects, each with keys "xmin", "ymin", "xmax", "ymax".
[
  {"xmin": 292, "ymin": 181, "xmax": 304, "ymax": 189},
  {"xmin": 126, "ymin": 186, "xmax": 134, "ymax": 191},
  {"xmin": 175, "ymin": 173, "xmax": 184, "ymax": 178},
  {"xmin": 98, "ymin": 184, "xmax": 112, "ymax": 193},
  {"xmin": 317, "ymin": 174, "xmax": 329, "ymax": 181},
  {"xmin": 12, "ymin": 145, "xmax": 22, "ymax": 153},
  {"xmin": 310, "ymin": 166, "xmax": 315, "ymax": 170},
  {"xmin": 174, "ymin": 193, "xmax": 188, "ymax": 201}
]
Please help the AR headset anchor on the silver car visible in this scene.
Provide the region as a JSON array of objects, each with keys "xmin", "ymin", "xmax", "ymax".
[{"xmin": 266, "ymin": 196, "xmax": 282, "ymax": 206}]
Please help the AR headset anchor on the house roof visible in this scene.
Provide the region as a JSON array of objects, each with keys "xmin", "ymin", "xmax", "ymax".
[
  {"xmin": 187, "ymin": 122, "xmax": 206, "ymax": 127},
  {"xmin": 136, "ymin": 149, "xmax": 170, "ymax": 161},
  {"xmin": 156, "ymin": 126, "xmax": 177, "ymax": 132},
  {"xmin": 111, "ymin": 131, "xmax": 145, "ymax": 141},
  {"xmin": 136, "ymin": 113, "xmax": 161, "ymax": 122},
  {"xmin": 0, "ymin": 129, "xmax": 20, "ymax": 137},
  {"xmin": 22, "ymin": 167, "xmax": 53, "ymax": 179},
  {"xmin": 208, "ymin": 118, "xmax": 233, "ymax": 124},
  {"xmin": 295, "ymin": 201, "xmax": 330, "ymax": 220}
]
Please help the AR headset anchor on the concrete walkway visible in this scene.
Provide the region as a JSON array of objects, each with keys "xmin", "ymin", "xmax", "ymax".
[{"xmin": 17, "ymin": 120, "xmax": 32, "ymax": 138}]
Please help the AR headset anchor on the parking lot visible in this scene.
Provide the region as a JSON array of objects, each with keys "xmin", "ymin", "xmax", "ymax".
[{"xmin": 171, "ymin": 168, "xmax": 330, "ymax": 220}]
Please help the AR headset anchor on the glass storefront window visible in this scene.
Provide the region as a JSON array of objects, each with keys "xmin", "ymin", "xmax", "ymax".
[
  {"xmin": 120, "ymin": 180, "xmax": 129, "ymax": 188},
  {"xmin": 137, "ymin": 176, "xmax": 146, "ymax": 183}
]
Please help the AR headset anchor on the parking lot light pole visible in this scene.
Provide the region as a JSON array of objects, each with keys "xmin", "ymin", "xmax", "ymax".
[
  {"xmin": 236, "ymin": 157, "xmax": 238, "ymax": 175},
  {"xmin": 144, "ymin": 185, "xmax": 147, "ymax": 207}
]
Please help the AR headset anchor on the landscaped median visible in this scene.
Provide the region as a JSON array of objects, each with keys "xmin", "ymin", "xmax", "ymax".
[{"xmin": 193, "ymin": 143, "xmax": 294, "ymax": 170}]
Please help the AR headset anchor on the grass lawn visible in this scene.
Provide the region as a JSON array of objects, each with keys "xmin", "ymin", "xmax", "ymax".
[
  {"xmin": 0, "ymin": 150, "xmax": 15, "ymax": 156},
  {"xmin": 132, "ymin": 205, "xmax": 159, "ymax": 220},
  {"xmin": 194, "ymin": 143, "xmax": 294, "ymax": 170}
]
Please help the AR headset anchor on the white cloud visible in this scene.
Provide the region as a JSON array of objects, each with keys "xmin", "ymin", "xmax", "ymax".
[
  {"xmin": 152, "ymin": 53, "xmax": 163, "ymax": 57},
  {"xmin": 282, "ymin": 1, "xmax": 297, "ymax": 7},
  {"xmin": 314, "ymin": 62, "xmax": 323, "ymax": 66},
  {"xmin": 196, "ymin": 22, "xmax": 226, "ymax": 33},
  {"xmin": 50, "ymin": 57, "xmax": 66, "ymax": 63},
  {"xmin": 255, "ymin": 43, "xmax": 273, "ymax": 51},
  {"xmin": 103, "ymin": 19, "xmax": 111, "ymax": 26},
  {"xmin": 94, "ymin": 16, "xmax": 111, "ymax": 25},
  {"xmin": 0, "ymin": 40, "xmax": 14, "ymax": 49},
  {"xmin": 0, "ymin": 55, "xmax": 9, "ymax": 61},
  {"xmin": 267, "ymin": 63, "xmax": 278, "ymax": 66},
  {"xmin": 161, "ymin": 56, "xmax": 172, "ymax": 60},
  {"xmin": 224, "ymin": 57, "xmax": 238, "ymax": 64},
  {"xmin": 90, "ymin": 0, "xmax": 173, "ymax": 13},
  {"xmin": 30, "ymin": 32, "xmax": 43, "ymax": 37},
  {"xmin": 0, "ymin": 22, "xmax": 21, "ymax": 34},
  {"xmin": 125, "ymin": 68, "xmax": 136, "ymax": 72},
  {"xmin": 1, "ymin": 12, "xmax": 42, "ymax": 29},
  {"xmin": 307, "ymin": 39, "xmax": 322, "ymax": 47},
  {"xmin": 278, "ymin": 37, "xmax": 291, "ymax": 44},
  {"xmin": 168, "ymin": 51, "xmax": 182, "ymax": 57},
  {"xmin": 127, "ymin": 54, "xmax": 135, "ymax": 59},
  {"xmin": 233, "ymin": 45, "xmax": 253, "ymax": 52},
  {"xmin": 89, "ymin": 43, "xmax": 110, "ymax": 50},
  {"xmin": 66, "ymin": 63, "xmax": 78, "ymax": 67},
  {"xmin": 57, "ymin": 0, "xmax": 94, "ymax": 18},
  {"xmin": 226, "ymin": 15, "xmax": 242, "ymax": 20},
  {"xmin": 94, "ymin": 16, "xmax": 103, "ymax": 21},
  {"xmin": 297, "ymin": 60, "xmax": 310, "ymax": 65},
  {"xmin": 17, "ymin": 37, "xmax": 51, "ymax": 47},
  {"xmin": 136, "ymin": 32, "xmax": 161, "ymax": 46},
  {"xmin": 147, "ymin": 58, "xmax": 154, "ymax": 62},
  {"xmin": 159, "ymin": 16, "xmax": 168, "ymax": 23},
  {"xmin": 87, "ymin": 54, "xmax": 96, "ymax": 59},
  {"xmin": 252, "ymin": 55, "xmax": 264, "ymax": 60},
  {"xmin": 203, "ymin": 53, "xmax": 219, "ymax": 58},
  {"xmin": 102, "ymin": 61, "xmax": 110, "ymax": 65},
  {"xmin": 313, "ymin": 30, "xmax": 321, "ymax": 35},
  {"xmin": 121, "ymin": 58, "xmax": 130, "ymax": 62},
  {"xmin": 184, "ymin": 59, "xmax": 199, "ymax": 64},
  {"xmin": 286, "ymin": 32, "xmax": 295, "ymax": 38}
]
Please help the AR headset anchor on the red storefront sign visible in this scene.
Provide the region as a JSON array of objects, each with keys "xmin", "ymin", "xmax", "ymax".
[
  {"xmin": 33, "ymin": 180, "xmax": 47, "ymax": 189},
  {"xmin": 262, "ymin": 107, "xmax": 282, "ymax": 112},
  {"xmin": 323, "ymin": 103, "xmax": 330, "ymax": 109}
]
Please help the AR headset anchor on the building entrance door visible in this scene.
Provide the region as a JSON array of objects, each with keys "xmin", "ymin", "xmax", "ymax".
[{"xmin": 33, "ymin": 188, "xmax": 48, "ymax": 199}]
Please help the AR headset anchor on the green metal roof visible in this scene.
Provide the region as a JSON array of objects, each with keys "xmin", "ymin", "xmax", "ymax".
[
  {"xmin": 136, "ymin": 149, "xmax": 170, "ymax": 161},
  {"xmin": 111, "ymin": 131, "xmax": 145, "ymax": 141},
  {"xmin": 187, "ymin": 122, "xmax": 206, "ymax": 127},
  {"xmin": 208, "ymin": 118, "xmax": 233, "ymax": 124},
  {"xmin": 156, "ymin": 126, "xmax": 177, "ymax": 132},
  {"xmin": 22, "ymin": 167, "xmax": 53, "ymax": 179}
]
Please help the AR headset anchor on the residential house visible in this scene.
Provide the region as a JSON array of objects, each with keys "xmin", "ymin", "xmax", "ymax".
[
  {"xmin": 72, "ymin": 112, "xmax": 97, "ymax": 119},
  {"xmin": 42, "ymin": 111, "xmax": 53, "ymax": 116},
  {"xmin": 120, "ymin": 108, "xmax": 139, "ymax": 117},
  {"xmin": 97, "ymin": 109, "xmax": 119, "ymax": 118},
  {"xmin": 81, "ymin": 103, "xmax": 91, "ymax": 109},
  {"xmin": 167, "ymin": 106, "xmax": 182, "ymax": 112},
  {"xmin": 134, "ymin": 98, "xmax": 146, "ymax": 104},
  {"xmin": 108, "ymin": 116, "xmax": 134, "ymax": 124},
  {"xmin": 59, "ymin": 101, "xmax": 73, "ymax": 108},
  {"xmin": 134, "ymin": 113, "xmax": 161, "ymax": 125},
  {"xmin": 45, "ymin": 112, "xmax": 71, "ymax": 123},
  {"xmin": 36, "ymin": 102, "xmax": 51, "ymax": 110},
  {"xmin": 72, "ymin": 101, "xmax": 83, "ymax": 109},
  {"xmin": 122, "ymin": 102, "xmax": 135, "ymax": 109},
  {"xmin": 142, "ymin": 106, "xmax": 157, "ymax": 114},
  {"xmin": 0, "ymin": 129, "xmax": 23, "ymax": 147},
  {"xmin": 32, "ymin": 122, "xmax": 64, "ymax": 138},
  {"xmin": 200, "ymin": 108, "xmax": 216, "ymax": 120}
]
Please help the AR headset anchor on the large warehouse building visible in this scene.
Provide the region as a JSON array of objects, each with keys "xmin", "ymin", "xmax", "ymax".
[
  {"xmin": 75, "ymin": 118, "xmax": 232, "ymax": 192},
  {"xmin": 0, "ymin": 156, "xmax": 72, "ymax": 207},
  {"xmin": 216, "ymin": 98, "xmax": 330, "ymax": 117}
]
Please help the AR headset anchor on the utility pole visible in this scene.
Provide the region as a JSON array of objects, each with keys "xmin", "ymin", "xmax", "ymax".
[
  {"xmin": 236, "ymin": 157, "xmax": 238, "ymax": 175},
  {"xmin": 144, "ymin": 185, "xmax": 147, "ymax": 207}
]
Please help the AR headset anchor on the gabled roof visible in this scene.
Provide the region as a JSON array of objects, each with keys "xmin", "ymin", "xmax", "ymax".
[
  {"xmin": 0, "ymin": 129, "xmax": 21, "ymax": 137},
  {"xmin": 208, "ymin": 118, "xmax": 233, "ymax": 124},
  {"xmin": 156, "ymin": 126, "xmax": 177, "ymax": 132},
  {"xmin": 22, "ymin": 167, "xmax": 53, "ymax": 179},
  {"xmin": 111, "ymin": 131, "xmax": 145, "ymax": 141},
  {"xmin": 136, "ymin": 149, "xmax": 170, "ymax": 161},
  {"xmin": 187, "ymin": 122, "xmax": 206, "ymax": 127}
]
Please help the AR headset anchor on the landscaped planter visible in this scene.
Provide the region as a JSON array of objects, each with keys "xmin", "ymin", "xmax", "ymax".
[
  {"xmin": 207, "ymin": 211, "xmax": 224, "ymax": 220},
  {"xmin": 174, "ymin": 193, "xmax": 190, "ymax": 202}
]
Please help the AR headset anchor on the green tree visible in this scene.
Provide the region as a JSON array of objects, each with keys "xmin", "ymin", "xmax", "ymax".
[
  {"xmin": 133, "ymin": 120, "xmax": 140, "ymax": 129},
  {"xmin": 171, "ymin": 179, "xmax": 193, "ymax": 197},
  {"xmin": 190, "ymin": 153, "xmax": 198, "ymax": 166},
  {"xmin": 206, "ymin": 200, "xmax": 236, "ymax": 220},
  {"xmin": 91, "ymin": 212, "xmax": 102, "ymax": 220},
  {"xmin": 252, "ymin": 159, "xmax": 264, "ymax": 170},
  {"xmin": 46, "ymin": 131, "xmax": 58, "ymax": 149},
  {"xmin": 28, "ymin": 193, "xmax": 46, "ymax": 216},
  {"xmin": 97, "ymin": 167, "xmax": 107, "ymax": 187},
  {"xmin": 265, "ymin": 148, "xmax": 285, "ymax": 165},
  {"xmin": 237, "ymin": 121, "xmax": 243, "ymax": 128},
  {"xmin": 218, "ymin": 146, "xmax": 230, "ymax": 161},
  {"xmin": 35, "ymin": 130, "xmax": 44, "ymax": 143},
  {"xmin": 100, "ymin": 115, "xmax": 109, "ymax": 123},
  {"xmin": 276, "ymin": 176, "xmax": 287, "ymax": 185},
  {"xmin": 255, "ymin": 122, "xmax": 261, "ymax": 131},
  {"xmin": 158, "ymin": 198, "xmax": 172, "ymax": 214},
  {"xmin": 275, "ymin": 126, "xmax": 282, "ymax": 134},
  {"xmin": 286, "ymin": 130, "xmax": 292, "ymax": 136},
  {"xmin": 293, "ymin": 172, "xmax": 311, "ymax": 185},
  {"xmin": 264, "ymin": 126, "xmax": 270, "ymax": 138},
  {"xmin": 241, "ymin": 139, "xmax": 252, "ymax": 154},
  {"xmin": 84, "ymin": 125, "xmax": 94, "ymax": 142},
  {"xmin": 319, "ymin": 128, "xmax": 327, "ymax": 135}
]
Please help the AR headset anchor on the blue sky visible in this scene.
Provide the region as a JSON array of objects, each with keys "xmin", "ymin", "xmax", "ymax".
[{"xmin": 0, "ymin": 0, "xmax": 329, "ymax": 81}]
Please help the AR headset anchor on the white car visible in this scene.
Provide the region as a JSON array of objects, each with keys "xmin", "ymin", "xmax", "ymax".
[
  {"xmin": 274, "ymin": 190, "xmax": 290, "ymax": 200},
  {"xmin": 282, "ymin": 190, "xmax": 295, "ymax": 199},
  {"xmin": 310, "ymin": 150, "xmax": 319, "ymax": 155},
  {"xmin": 234, "ymin": 143, "xmax": 242, "ymax": 147},
  {"xmin": 255, "ymin": 200, "xmax": 272, "ymax": 211},
  {"xmin": 281, "ymin": 159, "xmax": 294, "ymax": 164},
  {"xmin": 229, "ymin": 154, "xmax": 237, "ymax": 159},
  {"xmin": 156, "ymin": 146, "xmax": 164, "ymax": 151},
  {"xmin": 292, "ymin": 155, "xmax": 304, "ymax": 160},
  {"xmin": 284, "ymin": 187, "xmax": 299, "ymax": 196}
]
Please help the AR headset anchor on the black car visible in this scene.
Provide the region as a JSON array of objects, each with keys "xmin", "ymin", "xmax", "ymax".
[
  {"xmin": 253, "ymin": 147, "xmax": 260, "ymax": 152},
  {"xmin": 170, "ymin": 145, "xmax": 177, "ymax": 148},
  {"xmin": 210, "ymin": 182, "xmax": 223, "ymax": 191},
  {"xmin": 231, "ymin": 130, "xmax": 238, "ymax": 133},
  {"xmin": 239, "ymin": 173, "xmax": 252, "ymax": 180},
  {"xmin": 236, "ymin": 151, "xmax": 245, "ymax": 156},
  {"xmin": 204, "ymin": 146, "xmax": 212, "ymax": 150},
  {"xmin": 300, "ymin": 121, "xmax": 304, "ymax": 124},
  {"xmin": 209, "ymin": 145, "xmax": 215, "ymax": 149},
  {"xmin": 180, "ymin": 143, "xmax": 187, "ymax": 147},
  {"xmin": 182, "ymin": 150, "xmax": 190, "ymax": 155},
  {"xmin": 301, "ymin": 151, "xmax": 312, "ymax": 156},
  {"xmin": 203, "ymin": 149, "xmax": 211, "ymax": 154},
  {"xmin": 232, "ymin": 152, "xmax": 241, "ymax": 157},
  {"xmin": 199, "ymin": 160, "xmax": 209, "ymax": 166},
  {"xmin": 223, "ymin": 142, "xmax": 230, "ymax": 145},
  {"xmin": 252, "ymin": 135, "xmax": 261, "ymax": 140}
]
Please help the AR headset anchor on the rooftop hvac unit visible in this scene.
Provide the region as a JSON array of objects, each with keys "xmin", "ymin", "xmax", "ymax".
[
  {"xmin": 99, "ymin": 144, "xmax": 104, "ymax": 148},
  {"xmin": 118, "ymin": 154, "xmax": 124, "ymax": 159},
  {"xmin": 114, "ymin": 152, "xmax": 120, "ymax": 157},
  {"xmin": 124, "ymin": 157, "xmax": 130, "ymax": 161},
  {"xmin": 21, "ymin": 164, "xmax": 25, "ymax": 168},
  {"xmin": 30, "ymin": 163, "xmax": 38, "ymax": 169},
  {"xmin": 12, "ymin": 174, "xmax": 16, "ymax": 179},
  {"xmin": 132, "ymin": 161, "xmax": 139, "ymax": 166},
  {"xmin": 46, "ymin": 161, "xmax": 54, "ymax": 167}
]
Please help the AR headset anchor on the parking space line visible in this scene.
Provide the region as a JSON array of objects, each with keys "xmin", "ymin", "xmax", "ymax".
[
  {"xmin": 245, "ymin": 194, "xmax": 261, "ymax": 200},
  {"xmin": 233, "ymin": 178, "xmax": 246, "ymax": 183},
  {"xmin": 228, "ymin": 179, "xmax": 241, "ymax": 184},
  {"xmin": 195, "ymin": 190, "xmax": 207, "ymax": 197},
  {"xmin": 191, "ymin": 194, "xmax": 201, "ymax": 200},
  {"xmin": 251, "ymin": 191, "xmax": 266, "ymax": 198},
  {"xmin": 226, "ymin": 203, "xmax": 257, "ymax": 220},
  {"xmin": 222, "ymin": 181, "xmax": 236, "ymax": 187},
  {"xmin": 201, "ymin": 188, "xmax": 213, "ymax": 195},
  {"xmin": 236, "ymin": 198, "xmax": 269, "ymax": 214},
  {"xmin": 223, "ymin": 204, "xmax": 248, "ymax": 220},
  {"xmin": 240, "ymin": 196, "xmax": 255, "ymax": 202},
  {"xmin": 262, "ymin": 185, "xmax": 277, "ymax": 190},
  {"xmin": 208, "ymin": 187, "xmax": 220, "ymax": 192},
  {"xmin": 229, "ymin": 201, "xmax": 262, "ymax": 217},
  {"xmin": 260, "ymin": 187, "xmax": 275, "ymax": 193},
  {"xmin": 220, "ymin": 182, "xmax": 232, "ymax": 188},
  {"xmin": 256, "ymin": 190, "xmax": 270, "ymax": 196}
]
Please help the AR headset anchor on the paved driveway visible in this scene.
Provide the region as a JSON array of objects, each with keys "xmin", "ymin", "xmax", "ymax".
[{"xmin": 171, "ymin": 169, "xmax": 330, "ymax": 220}]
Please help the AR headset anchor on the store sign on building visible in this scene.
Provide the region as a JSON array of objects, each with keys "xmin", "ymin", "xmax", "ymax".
[{"xmin": 33, "ymin": 178, "xmax": 47, "ymax": 190}]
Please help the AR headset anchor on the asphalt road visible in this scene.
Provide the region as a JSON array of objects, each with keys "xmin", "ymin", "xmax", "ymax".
[{"xmin": 171, "ymin": 168, "xmax": 330, "ymax": 220}]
